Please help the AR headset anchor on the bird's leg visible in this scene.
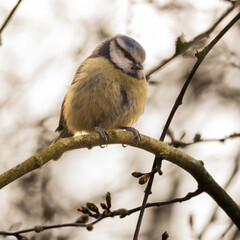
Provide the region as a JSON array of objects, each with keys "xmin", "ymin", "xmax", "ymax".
[{"xmin": 120, "ymin": 126, "xmax": 141, "ymax": 143}]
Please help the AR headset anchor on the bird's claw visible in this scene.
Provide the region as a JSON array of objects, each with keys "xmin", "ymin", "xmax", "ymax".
[
  {"xmin": 95, "ymin": 127, "xmax": 109, "ymax": 144},
  {"xmin": 121, "ymin": 126, "xmax": 141, "ymax": 143}
]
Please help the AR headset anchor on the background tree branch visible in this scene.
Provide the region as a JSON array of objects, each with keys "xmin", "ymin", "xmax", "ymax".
[
  {"xmin": 145, "ymin": 0, "xmax": 240, "ymax": 80},
  {"xmin": 0, "ymin": 0, "xmax": 22, "ymax": 45},
  {"xmin": 169, "ymin": 131, "xmax": 240, "ymax": 148}
]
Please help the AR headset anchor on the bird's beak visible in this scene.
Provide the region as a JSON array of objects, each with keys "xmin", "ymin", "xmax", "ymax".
[{"xmin": 135, "ymin": 62, "xmax": 144, "ymax": 70}]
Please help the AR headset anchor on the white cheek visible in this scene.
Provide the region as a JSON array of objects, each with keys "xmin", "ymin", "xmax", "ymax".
[{"xmin": 110, "ymin": 43, "xmax": 133, "ymax": 73}]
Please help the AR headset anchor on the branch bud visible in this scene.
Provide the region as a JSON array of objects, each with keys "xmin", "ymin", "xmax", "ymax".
[
  {"xmin": 86, "ymin": 202, "xmax": 99, "ymax": 214},
  {"xmin": 138, "ymin": 175, "xmax": 149, "ymax": 185},
  {"xmin": 106, "ymin": 192, "xmax": 111, "ymax": 209},
  {"xmin": 100, "ymin": 202, "xmax": 107, "ymax": 209},
  {"xmin": 193, "ymin": 133, "xmax": 201, "ymax": 142},
  {"xmin": 132, "ymin": 172, "xmax": 144, "ymax": 178},
  {"xmin": 76, "ymin": 214, "xmax": 89, "ymax": 223},
  {"xmin": 175, "ymin": 36, "xmax": 189, "ymax": 55},
  {"xmin": 162, "ymin": 231, "xmax": 169, "ymax": 240},
  {"xmin": 86, "ymin": 224, "xmax": 94, "ymax": 231},
  {"xmin": 34, "ymin": 225, "xmax": 43, "ymax": 233},
  {"xmin": 77, "ymin": 206, "xmax": 90, "ymax": 214},
  {"xmin": 115, "ymin": 208, "xmax": 129, "ymax": 218}
]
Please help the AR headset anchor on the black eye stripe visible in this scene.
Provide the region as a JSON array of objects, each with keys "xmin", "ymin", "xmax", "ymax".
[{"xmin": 114, "ymin": 39, "xmax": 136, "ymax": 63}]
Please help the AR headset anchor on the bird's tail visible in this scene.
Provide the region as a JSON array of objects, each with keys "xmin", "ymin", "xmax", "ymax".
[
  {"xmin": 51, "ymin": 128, "xmax": 73, "ymax": 160},
  {"xmin": 53, "ymin": 127, "xmax": 73, "ymax": 143}
]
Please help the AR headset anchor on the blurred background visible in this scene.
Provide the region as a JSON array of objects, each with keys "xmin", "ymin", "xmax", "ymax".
[{"xmin": 0, "ymin": 0, "xmax": 240, "ymax": 239}]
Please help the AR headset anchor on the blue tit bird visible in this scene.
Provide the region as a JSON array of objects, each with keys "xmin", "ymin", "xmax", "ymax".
[{"xmin": 55, "ymin": 34, "xmax": 147, "ymax": 143}]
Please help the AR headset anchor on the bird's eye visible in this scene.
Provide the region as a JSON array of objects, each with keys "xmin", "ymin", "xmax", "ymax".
[{"xmin": 123, "ymin": 51, "xmax": 132, "ymax": 61}]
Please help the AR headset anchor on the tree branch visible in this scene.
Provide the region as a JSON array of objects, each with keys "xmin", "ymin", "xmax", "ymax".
[
  {"xmin": 0, "ymin": 130, "xmax": 240, "ymax": 230},
  {"xmin": 0, "ymin": 130, "xmax": 177, "ymax": 189},
  {"xmin": 0, "ymin": 0, "xmax": 23, "ymax": 46}
]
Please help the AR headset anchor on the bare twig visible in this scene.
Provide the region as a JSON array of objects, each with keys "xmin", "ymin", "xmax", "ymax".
[
  {"xmin": 0, "ymin": 222, "xmax": 87, "ymax": 239},
  {"xmin": 128, "ymin": 188, "xmax": 203, "ymax": 215},
  {"xmin": 171, "ymin": 132, "xmax": 240, "ymax": 148},
  {"xmin": 145, "ymin": 0, "xmax": 240, "ymax": 80},
  {"xmin": 0, "ymin": 0, "xmax": 23, "ymax": 45},
  {"xmin": 133, "ymin": 11, "xmax": 240, "ymax": 240}
]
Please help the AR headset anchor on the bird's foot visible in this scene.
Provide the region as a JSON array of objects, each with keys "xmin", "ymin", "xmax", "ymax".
[
  {"xmin": 95, "ymin": 127, "xmax": 109, "ymax": 147},
  {"xmin": 120, "ymin": 126, "xmax": 141, "ymax": 143}
]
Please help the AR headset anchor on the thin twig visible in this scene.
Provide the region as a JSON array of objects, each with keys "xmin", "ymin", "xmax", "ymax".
[
  {"xmin": 0, "ymin": 188, "xmax": 202, "ymax": 238},
  {"xmin": 171, "ymin": 132, "xmax": 240, "ymax": 148},
  {"xmin": 0, "ymin": 0, "xmax": 23, "ymax": 45},
  {"xmin": 0, "ymin": 220, "xmax": 102, "ymax": 239},
  {"xmin": 129, "ymin": 188, "xmax": 203, "ymax": 214},
  {"xmin": 220, "ymin": 222, "xmax": 234, "ymax": 239},
  {"xmin": 133, "ymin": 11, "xmax": 240, "ymax": 240},
  {"xmin": 145, "ymin": 0, "xmax": 240, "ymax": 80}
]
